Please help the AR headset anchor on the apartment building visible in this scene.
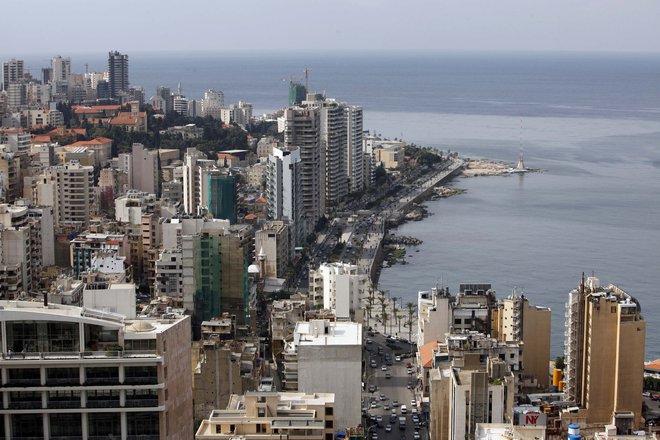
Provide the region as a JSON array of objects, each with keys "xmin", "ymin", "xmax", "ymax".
[
  {"xmin": 0, "ymin": 300, "xmax": 192, "ymax": 439},
  {"xmin": 195, "ymin": 392, "xmax": 335, "ymax": 440}
]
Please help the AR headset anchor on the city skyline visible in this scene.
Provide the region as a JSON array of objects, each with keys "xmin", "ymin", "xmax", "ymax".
[{"xmin": 4, "ymin": 0, "xmax": 660, "ymax": 55}]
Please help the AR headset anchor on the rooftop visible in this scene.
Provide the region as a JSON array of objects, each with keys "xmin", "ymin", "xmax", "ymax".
[{"xmin": 294, "ymin": 320, "xmax": 361, "ymax": 346}]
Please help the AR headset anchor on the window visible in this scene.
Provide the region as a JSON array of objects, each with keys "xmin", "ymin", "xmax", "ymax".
[
  {"xmin": 454, "ymin": 318, "xmax": 461, "ymax": 325},
  {"xmin": 325, "ymin": 407, "xmax": 334, "ymax": 416},
  {"xmin": 325, "ymin": 420, "xmax": 333, "ymax": 429}
]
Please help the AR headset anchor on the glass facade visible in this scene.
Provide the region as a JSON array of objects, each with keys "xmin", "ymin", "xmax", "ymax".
[
  {"xmin": 50, "ymin": 413, "xmax": 82, "ymax": 438},
  {"xmin": 6, "ymin": 320, "xmax": 79, "ymax": 352},
  {"xmin": 207, "ymin": 174, "xmax": 236, "ymax": 223}
]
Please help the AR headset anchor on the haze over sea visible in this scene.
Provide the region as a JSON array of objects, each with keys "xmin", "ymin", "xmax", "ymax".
[{"xmin": 14, "ymin": 50, "xmax": 660, "ymax": 358}]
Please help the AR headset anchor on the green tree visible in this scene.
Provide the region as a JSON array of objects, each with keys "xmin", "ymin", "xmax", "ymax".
[{"xmin": 405, "ymin": 302, "xmax": 417, "ymax": 343}]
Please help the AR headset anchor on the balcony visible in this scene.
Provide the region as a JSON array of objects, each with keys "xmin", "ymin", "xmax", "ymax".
[
  {"xmin": 86, "ymin": 399, "xmax": 120, "ymax": 408},
  {"xmin": 124, "ymin": 399, "xmax": 159, "ymax": 408},
  {"xmin": 123, "ymin": 376, "xmax": 158, "ymax": 385},
  {"xmin": 48, "ymin": 400, "xmax": 82, "ymax": 409},
  {"xmin": 84, "ymin": 377, "xmax": 120, "ymax": 386},
  {"xmin": 9, "ymin": 400, "xmax": 43, "ymax": 409},
  {"xmin": 4, "ymin": 378, "xmax": 41, "ymax": 387}
]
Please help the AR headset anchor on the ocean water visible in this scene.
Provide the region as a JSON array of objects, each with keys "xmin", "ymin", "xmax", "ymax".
[{"xmin": 9, "ymin": 50, "xmax": 660, "ymax": 358}]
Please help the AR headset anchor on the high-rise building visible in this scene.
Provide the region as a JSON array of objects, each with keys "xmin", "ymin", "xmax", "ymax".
[
  {"xmin": 1, "ymin": 59, "xmax": 24, "ymax": 91},
  {"xmin": 310, "ymin": 262, "xmax": 366, "ymax": 320},
  {"xmin": 493, "ymin": 292, "xmax": 551, "ymax": 388},
  {"xmin": 182, "ymin": 148, "xmax": 214, "ymax": 215},
  {"xmin": 563, "ymin": 276, "xmax": 646, "ymax": 426},
  {"xmin": 131, "ymin": 143, "xmax": 159, "ymax": 197},
  {"xmin": 51, "ymin": 55, "xmax": 71, "ymax": 84},
  {"xmin": 54, "ymin": 161, "xmax": 95, "ymax": 228},
  {"xmin": 266, "ymin": 146, "xmax": 303, "ymax": 247},
  {"xmin": 205, "ymin": 171, "xmax": 236, "ymax": 223},
  {"xmin": 254, "ymin": 221, "xmax": 290, "ymax": 279},
  {"xmin": 288, "ymin": 81, "xmax": 307, "ymax": 106},
  {"xmin": 345, "ymin": 105, "xmax": 364, "ymax": 192},
  {"xmin": 108, "ymin": 51, "xmax": 129, "ymax": 99},
  {"xmin": 0, "ymin": 300, "xmax": 192, "ymax": 439},
  {"xmin": 283, "ymin": 107, "xmax": 323, "ymax": 231}
]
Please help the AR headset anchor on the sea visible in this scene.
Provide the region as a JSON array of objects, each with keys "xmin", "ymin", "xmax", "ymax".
[{"xmin": 10, "ymin": 50, "xmax": 660, "ymax": 358}]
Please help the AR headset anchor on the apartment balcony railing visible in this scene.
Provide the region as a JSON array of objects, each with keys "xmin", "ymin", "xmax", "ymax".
[
  {"xmin": 8, "ymin": 400, "xmax": 42, "ymax": 409},
  {"xmin": 1, "ymin": 350, "xmax": 159, "ymax": 361},
  {"xmin": 123, "ymin": 376, "xmax": 158, "ymax": 385},
  {"xmin": 124, "ymin": 399, "xmax": 159, "ymax": 408},
  {"xmin": 4, "ymin": 378, "xmax": 41, "ymax": 387},
  {"xmin": 85, "ymin": 399, "xmax": 121, "ymax": 408},
  {"xmin": 48, "ymin": 400, "xmax": 82, "ymax": 409}
]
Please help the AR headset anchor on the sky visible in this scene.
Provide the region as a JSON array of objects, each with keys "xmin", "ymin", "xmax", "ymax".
[{"xmin": 2, "ymin": 0, "xmax": 660, "ymax": 55}]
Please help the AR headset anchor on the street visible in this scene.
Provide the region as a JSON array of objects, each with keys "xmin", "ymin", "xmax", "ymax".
[{"xmin": 362, "ymin": 332, "xmax": 427, "ymax": 440}]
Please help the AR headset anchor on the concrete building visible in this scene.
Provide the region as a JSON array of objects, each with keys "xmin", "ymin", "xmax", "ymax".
[
  {"xmin": 1, "ymin": 59, "xmax": 24, "ymax": 91},
  {"xmin": 563, "ymin": 276, "xmax": 646, "ymax": 427},
  {"xmin": 493, "ymin": 292, "xmax": 552, "ymax": 388},
  {"xmin": 155, "ymin": 248, "xmax": 184, "ymax": 299},
  {"xmin": 69, "ymin": 232, "xmax": 125, "ymax": 278},
  {"xmin": 254, "ymin": 221, "xmax": 290, "ymax": 279},
  {"xmin": 429, "ymin": 358, "xmax": 515, "ymax": 440},
  {"xmin": 283, "ymin": 107, "xmax": 323, "ymax": 232},
  {"xmin": 204, "ymin": 171, "xmax": 236, "ymax": 223},
  {"xmin": 193, "ymin": 321, "xmax": 261, "ymax": 427},
  {"xmin": 183, "ymin": 148, "xmax": 215, "ymax": 215},
  {"xmin": 54, "ymin": 161, "xmax": 95, "ymax": 228},
  {"xmin": 345, "ymin": 105, "xmax": 364, "ymax": 192},
  {"xmin": 115, "ymin": 190, "xmax": 156, "ymax": 224},
  {"xmin": 266, "ymin": 146, "xmax": 303, "ymax": 248},
  {"xmin": 195, "ymin": 391, "xmax": 336, "ymax": 440},
  {"xmin": 283, "ymin": 320, "xmax": 362, "ymax": 430},
  {"xmin": 310, "ymin": 262, "xmax": 366, "ymax": 321},
  {"xmin": 51, "ymin": 55, "xmax": 71, "ymax": 84},
  {"xmin": 0, "ymin": 300, "xmax": 192, "ymax": 439},
  {"xmin": 131, "ymin": 143, "xmax": 159, "ymax": 197},
  {"xmin": 0, "ymin": 224, "xmax": 31, "ymax": 293}
]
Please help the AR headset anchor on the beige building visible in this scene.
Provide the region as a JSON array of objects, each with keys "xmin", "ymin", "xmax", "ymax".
[
  {"xmin": 255, "ymin": 221, "xmax": 289, "ymax": 279},
  {"xmin": 564, "ymin": 276, "xmax": 646, "ymax": 427},
  {"xmin": 52, "ymin": 161, "xmax": 95, "ymax": 228},
  {"xmin": 429, "ymin": 356, "xmax": 515, "ymax": 440},
  {"xmin": 493, "ymin": 292, "xmax": 552, "ymax": 388},
  {"xmin": 193, "ymin": 318, "xmax": 261, "ymax": 427},
  {"xmin": 195, "ymin": 391, "xmax": 336, "ymax": 440},
  {"xmin": 0, "ymin": 300, "xmax": 192, "ymax": 439},
  {"xmin": 374, "ymin": 143, "xmax": 404, "ymax": 169}
]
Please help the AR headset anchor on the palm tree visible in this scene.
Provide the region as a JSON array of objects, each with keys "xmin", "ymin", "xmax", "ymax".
[
  {"xmin": 391, "ymin": 296, "xmax": 399, "ymax": 331},
  {"xmin": 365, "ymin": 304, "xmax": 372, "ymax": 327},
  {"xmin": 377, "ymin": 291, "xmax": 387, "ymax": 328},
  {"xmin": 397, "ymin": 313, "xmax": 404, "ymax": 334},
  {"xmin": 405, "ymin": 302, "xmax": 417, "ymax": 343},
  {"xmin": 382, "ymin": 310, "xmax": 389, "ymax": 334}
]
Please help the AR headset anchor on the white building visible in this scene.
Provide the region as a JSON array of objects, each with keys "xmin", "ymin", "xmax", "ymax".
[
  {"xmin": 310, "ymin": 262, "xmax": 365, "ymax": 320},
  {"xmin": 266, "ymin": 146, "xmax": 303, "ymax": 247},
  {"xmin": 115, "ymin": 190, "xmax": 156, "ymax": 224},
  {"xmin": 83, "ymin": 282, "xmax": 137, "ymax": 318},
  {"xmin": 155, "ymin": 248, "xmax": 184, "ymax": 299},
  {"xmin": 287, "ymin": 319, "xmax": 362, "ymax": 430},
  {"xmin": 345, "ymin": 105, "xmax": 364, "ymax": 192}
]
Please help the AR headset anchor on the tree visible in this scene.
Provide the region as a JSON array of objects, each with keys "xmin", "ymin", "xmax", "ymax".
[
  {"xmin": 555, "ymin": 356, "xmax": 565, "ymax": 370},
  {"xmin": 391, "ymin": 296, "xmax": 399, "ymax": 332},
  {"xmin": 405, "ymin": 302, "xmax": 417, "ymax": 343},
  {"xmin": 365, "ymin": 304, "xmax": 372, "ymax": 327},
  {"xmin": 397, "ymin": 313, "xmax": 404, "ymax": 334},
  {"xmin": 377, "ymin": 291, "xmax": 387, "ymax": 329}
]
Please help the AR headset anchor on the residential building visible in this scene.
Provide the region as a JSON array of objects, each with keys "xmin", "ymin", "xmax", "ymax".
[
  {"xmin": 0, "ymin": 224, "xmax": 31, "ymax": 293},
  {"xmin": 155, "ymin": 248, "xmax": 184, "ymax": 299},
  {"xmin": 266, "ymin": 145, "xmax": 303, "ymax": 247},
  {"xmin": 51, "ymin": 55, "xmax": 71, "ymax": 84},
  {"xmin": 1, "ymin": 59, "xmax": 24, "ymax": 91},
  {"xmin": 309, "ymin": 262, "xmax": 366, "ymax": 321},
  {"xmin": 54, "ymin": 161, "xmax": 95, "ymax": 228},
  {"xmin": 204, "ymin": 171, "xmax": 236, "ymax": 223},
  {"xmin": 492, "ymin": 292, "xmax": 552, "ymax": 388},
  {"xmin": 125, "ymin": 143, "xmax": 159, "ymax": 196},
  {"xmin": 0, "ymin": 301, "xmax": 192, "ymax": 439},
  {"xmin": 283, "ymin": 107, "xmax": 323, "ymax": 231},
  {"xmin": 282, "ymin": 320, "xmax": 362, "ymax": 430},
  {"xmin": 345, "ymin": 105, "xmax": 364, "ymax": 192},
  {"xmin": 563, "ymin": 276, "xmax": 646, "ymax": 426},
  {"xmin": 195, "ymin": 391, "xmax": 335, "ymax": 440},
  {"xmin": 69, "ymin": 232, "xmax": 125, "ymax": 278},
  {"xmin": 115, "ymin": 190, "xmax": 156, "ymax": 224},
  {"xmin": 254, "ymin": 221, "xmax": 290, "ymax": 279}
]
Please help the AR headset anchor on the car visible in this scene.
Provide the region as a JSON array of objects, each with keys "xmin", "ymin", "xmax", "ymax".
[
  {"xmin": 411, "ymin": 400, "xmax": 417, "ymax": 407},
  {"xmin": 369, "ymin": 385, "xmax": 376, "ymax": 393},
  {"xmin": 384, "ymin": 404, "xmax": 390, "ymax": 411},
  {"xmin": 376, "ymin": 415, "xmax": 383, "ymax": 424},
  {"xmin": 412, "ymin": 415, "xmax": 419, "ymax": 424},
  {"xmin": 395, "ymin": 355, "xmax": 402, "ymax": 362},
  {"xmin": 366, "ymin": 338, "xmax": 373, "ymax": 344},
  {"xmin": 385, "ymin": 425, "xmax": 392, "ymax": 433},
  {"xmin": 371, "ymin": 433, "xmax": 378, "ymax": 440},
  {"xmin": 401, "ymin": 405, "xmax": 407, "ymax": 414},
  {"xmin": 371, "ymin": 401, "xmax": 378, "ymax": 408},
  {"xmin": 392, "ymin": 400, "xmax": 399, "ymax": 407},
  {"xmin": 381, "ymin": 365, "xmax": 388, "ymax": 371},
  {"xmin": 385, "ymin": 373, "xmax": 392, "ymax": 379},
  {"xmin": 413, "ymin": 432, "xmax": 420, "ymax": 440},
  {"xmin": 407, "ymin": 368, "xmax": 414, "ymax": 375},
  {"xmin": 380, "ymin": 393, "xmax": 386, "ymax": 401},
  {"xmin": 370, "ymin": 414, "xmax": 377, "ymax": 422},
  {"xmin": 371, "ymin": 361, "xmax": 378, "ymax": 368}
]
